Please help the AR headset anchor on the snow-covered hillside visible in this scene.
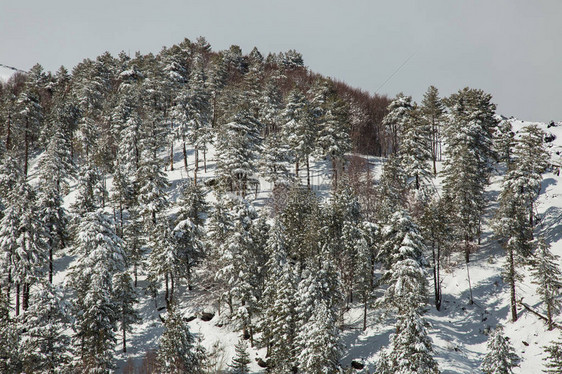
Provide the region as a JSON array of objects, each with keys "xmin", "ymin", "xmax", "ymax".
[{"xmin": 44, "ymin": 117, "xmax": 562, "ymax": 373}]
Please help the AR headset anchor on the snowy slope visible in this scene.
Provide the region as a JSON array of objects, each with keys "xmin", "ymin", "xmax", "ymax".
[{"xmin": 50, "ymin": 118, "xmax": 562, "ymax": 373}]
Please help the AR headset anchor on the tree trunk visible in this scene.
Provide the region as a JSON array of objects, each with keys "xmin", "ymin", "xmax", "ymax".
[
  {"xmin": 5, "ymin": 112, "xmax": 11, "ymax": 150},
  {"xmin": 194, "ymin": 147, "xmax": 198, "ymax": 185},
  {"xmin": 306, "ymin": 155, "xmax": 310, "ymax": 188},
  {"xmin": 23, "ymin": 282, "xmax": 29, "ymax": 311},
  {"xmin": 433, "ymin": 241, "xmax": 442, "ymax": 311},
  {"xmin": 183, "ymin": 141, "xmax": 188, "ymax": 173},
  {"xmin": 123, "ymin": 322, "xmax": 127, "ymax": 353},
  {"xmin": 24, "ymin": 119, "xmax": 29, "ymax": 176},
  {"xmin": 509, "ymin": 246, "xmax": 518, "ymax": 322},
  {"xmin": 363, "ymin": 295, "xmax": 368, "ymax": 331},
  {"xmin": 165, "ymin": 273, "xmax": 169, "ymax": 307},
  {"xmin": 49, "ymin": 244, "xmax": 53, "ymax": 284},
  {"xmin": 16, "ymin": 283, "xmax": 20, "ymax": 316},
  {"xmin": 295, "ymin": 160, "xmax": 299, "ymax": 178},
  {"xmin": 203, "ymin": 148, "xmax": 207, "ymax": 173},
  {"xmin": 169, "ymin": 142, "xmax": 174, "ymax": 171},
  {"xmin": 548, "ymin": 300, "xmax": 553, "ymax": 330}
]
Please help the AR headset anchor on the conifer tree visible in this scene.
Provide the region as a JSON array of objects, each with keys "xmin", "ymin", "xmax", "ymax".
[
  {"xmin": 442, "ymin": 87, "xmax": 498, "ymax": 264},
  {"xmin": 229, "ymin": 338, "xmax": 251, "ymax": 374},
  {"xmin": 68, "ymin": 210, "xmax": 125, "ymax": 373},
  {"xmin": 377, "ymin": 210, "xmax": 428, "ymax": 315},
  {"xmin": 316, "ymin": 95, "xmax": 351, "ymax": 188},
  {"xmin": 157, "ymin": 305, "xmax": 205, "ymax": 374},
  {"xmin": 496, "ymin": 120, "xmax": 515, "ymax": 169},
  {"xmin": 382, "ymin": 93, "xmax": 413, "ymax": 155},
  {"xmin": 421, "ymin": 86, "xmax": 444, "ymax": 175},
  {"xmin": 399, "ymin": 104, "xmax": 432, "ymax": 190},
  {"xmin": 296, "ymin": 300, "xmax": 342, "ymax": 374},
  {"xmin": 19, "ymin": 282, "xmax": 72, "ymax": 373},
  {"xmin": 113, "ymin": 270, "xmax": 139, "ymax": 353},
  {"xmin": 381, "ymin": 309, "xmax": 439, "ymax": 374},
  {"xmin": 282, "ymin": 88, "xmax": 315, "ymax": 184},
  {"xmin": 532, "ymin": 238, "xmax": 562, "ymax": 330},
  {"xmin": 0, "ymin": 290, "xmax": 21, "ymax": 373},
  {"xmin": 481, "ymin": 325, "xmax": 519, "ymax": 374},
  {"xmin": 544, "ymin": 337, "xmax": 562, "ymax": 373}
]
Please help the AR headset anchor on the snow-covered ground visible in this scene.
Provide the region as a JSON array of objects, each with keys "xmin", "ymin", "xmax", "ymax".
[{"xmin": 49, "ymin": 117, "xmax": 562, "ymax": 373}]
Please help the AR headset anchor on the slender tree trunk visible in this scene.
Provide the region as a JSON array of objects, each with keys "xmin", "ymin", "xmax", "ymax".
[
  {"xmin": 49, "ymin": 244, "xmax": 53, "ymax": 284},
  {"xmin": 170, "ymin": 273, "xmax": 175, "ymax": 304},
  {"xmin": 165, "ymin": 273, "xmax": 169, "ymax": 307},
  {"xmin": 306, "ymin": 155, "xmax": 310, "ymax": 188},
  {"xmin": 433, "ymin": 241, "xmax": 441, "ymax": 311},
  {"xmin": 16, "ymin": 283, "xmax": 20, "ymax": 316},
  {"xmin": 432, "ymin": 119, "xmax": 437, "ymax": 175},
  {"xmin": 169, "ymin": 142, "xmax": 174, "ymax": 171},
  {"xmin": 5, "ymin": 113, "xmax": 11, "ymax": 150},
  {"xmin": 508, "ymin": 246, "xmax": 518, "ymax": 322},
  {"xmin": 24, "ymin": 119, "xmax": 29, "ymax": 176},
  {"xmin": 547, "ymin": 300, "xmax": 553, "ymax": 330},
  {"xmin": 295, "ymin": 160, "xmax": 299, "ymax": 178},
  {"xmin": 183, "ymin": 141, "xmax": 188, "ymax": 173},
  {"xmin": 123, "ymin": 320, "xmax": 127, "ymax": 353},
  {"xmin": 363, "ymin": 294, "xmax": 368, "ymax": 331},
  {"xmin": 194, "ymin": 147, "xmax": 198, "ymax": 185},
  {"xmin": 23, "ymin": 282, "xmax": 29, "ymax": 311},
  {"xmin": 203, "ymin": 148, "xmax": 207, "ymax": 172}
]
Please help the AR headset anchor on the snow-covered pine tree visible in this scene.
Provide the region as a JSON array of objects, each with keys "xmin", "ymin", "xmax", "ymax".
[
  {"xmin": 215, "ymin": 110, "xmax": 261, "ymax": 197},
  {"xmin": 382, "ymin": 93, "xmax": 413, "ymax": 155},
  {"xmin": 316, "ymin": 95, "xmax": 351, "ymax": 189},
  {"xmin": 377, "ymin": 209, "xmax": 428, "ymax": 315},
  {"xmin": 442, "ymin": 87, "xmax": 498, "ymax": 264},
  {"xmin": 157, "ymin": 304, "xmax": 205, "ymax": 374},
  {"xmin": 296, "ymin": 300, "xmax": 342, "ymax": 374},
  {"xmin": 381, "ymin": 309, "xmax": 439, "ymax": 374},
  {"xmin": 493, "ymin": 160, "xmax": 534, "ymax": 322},
  {"xmin": 511, "ymin": 123, "xmax": 549, "ymax": 228},
  {"xmin": 421, "ymin": 85, "xmax": 445, "ymax": 175},
  {"xmin": 532, "ymin": 238, "xmax": 562, "ymax": 330},
  {"xmin": 136, "ymin": 149, "xmax": 169, "ymax": 229},
  {"xmin": 496, "ymin": 119, "xmax": 515, "ymax": 169},
  {"xmin": 147, "ymin": 217, "xmax": 178, "ymax": 306},
  {"xmin": 36, "ymin": 130, "xmax": 72, "ymax": 284},
  {"xmin": 19, "ymin": 282, "xmax": 72, "ymax": 373},
  {"xmin": 481, "ymin": 325, "xmax": 519, "ymax": 374},
  {"xmin": 398, "ymin": 103, "xmax": 432, "ymax": 190},
  {"xmin": 259, "ymin": 131, "xmax": 289, "ymax": 187},
  {"xmin": 113, "ymin": 270, "xmax": 139, "ymax": 353},
  {"xmin": 282, "ymin": 88, "xmax": 315, "ymax": 184},
  {"xmin": 70, "ymin": 162, "xmax": 106, "ymax": 218},
  {"xmin": 229, "ymin": 338, "xmax": 251, "ymax": 374},
  {"xmin": 68, "ymin": 210, "xmax": 125, "ymax": 373},
  {"xmin": 0, "ymin": 290, "xmax": 21, "ymax": 373}
]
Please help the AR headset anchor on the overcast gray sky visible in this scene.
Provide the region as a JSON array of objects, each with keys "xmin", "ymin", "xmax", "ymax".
[{"xmin": 1, "ymin": 0, "xmax": 560, "ymax": 122}]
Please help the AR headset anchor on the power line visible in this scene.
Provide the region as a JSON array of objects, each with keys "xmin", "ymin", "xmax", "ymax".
[
  {"xmin": 375, "ymin": 53, "xmax": 415, "ymax": 94},
  {"xmin": 0, "ymin": 63, "xmax": 27, "ymax": 74}
]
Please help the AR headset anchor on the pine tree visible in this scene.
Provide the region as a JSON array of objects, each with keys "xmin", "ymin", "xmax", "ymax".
[
  {"xmin": 0, "ymin": 290, "xmax": 21, "ymax": 373},
  {"xmin": 421, "ymin": 86, "xmax": 445, "ymax": 175},
  {"xmin": 68, "ymin": 210, "xmax": 125, "ymax": 373},
  {"xmin": 282, "ymin": 88, "xmax": 315, "ymax": 183},
  {"xmin": 544, "ymin": 337, "xmax": 562, "ymax": 373},
  {"xmin": 172, "ymin": 181, "xmax": 207, "ymax": 290},
  {"xmin": 316, "ymin": 95, "xmax": 351, "ymax": 188},
  {"xmin": 532, "ymin": 238, "xmax": 562, "ymax": 330},
  {"xmin": 399, "ymin": 104, "xmax": 432, "ymax": 190},
  {"xmin": 157, "ymin": 305, "xmax": 205, "ymax": 374},
  {"xmin": 19, "ymin": 282, "xmax": 72, "ymax": 373},
  {"xmin": 511, "ymin": 124, "xmax": 549, "ymax": 228},
  {"xmin": 296, "ymin": 301, "xmax": 342, "ymax": 374},
  {"xmin": 382, "ymin": 309, "xmax": 439, "ymax": 374},
  {"xmin": 229, "ymin": 338, "xmax": 251, "ymax": 374},
  {"xmin": 382, "ymin": 93, "xmax": 413, "ymax": 155},
  {"xmin": 215, "ymin": 110, "xmax": 261, "ymax": 197},
  {"xmin": 113, "ymin": 271, "xmax": 139, "ymax": 353},
  {"xmin": 496, "ymin": 120, "xmax": 515, "ymax": 169},
  {"xmin": 481, "ymin": 325, "xmax": 519, "ymax": 374},
  {"xmin": 377, "ymin": 210, "xmax": 428, "ymax": 315}
]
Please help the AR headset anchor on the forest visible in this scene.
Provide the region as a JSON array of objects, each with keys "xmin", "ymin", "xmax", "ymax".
[{"xmin": 0, "ymin": 36, "xmax": 559, "ymax": 374}]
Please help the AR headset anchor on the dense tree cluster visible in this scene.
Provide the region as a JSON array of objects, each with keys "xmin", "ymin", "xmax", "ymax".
[{"xmin": 0, "ymin": 36, "xmax": 557, "ymax": 373}]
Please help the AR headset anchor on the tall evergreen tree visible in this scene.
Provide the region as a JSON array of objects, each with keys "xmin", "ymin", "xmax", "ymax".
[
  {"xmin": 481, "ymin": 325, "xmax": 519, "ymax": 374},
  {"xmin": 532, "ymin": 238, "xmax": 562, "ymax": 330},
  {"xmin": 68, "ymin": 210, "xmax": 125, "ymax": 373},
  {"xmin": 157, "ymin": 305, "xmax": 205, "ymax": 374},
  {"xmin": 229, "ymin": 338, "xmax": 251, "ymax": 374},
  {"xmin": 421, "ymin": 85, "xmax": 445, "ymax": 175}
]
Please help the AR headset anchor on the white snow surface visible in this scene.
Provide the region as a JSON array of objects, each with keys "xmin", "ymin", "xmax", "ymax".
[{"xmin": 49, "ymin": 118, "xmax": 562, "ymax": 373}]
